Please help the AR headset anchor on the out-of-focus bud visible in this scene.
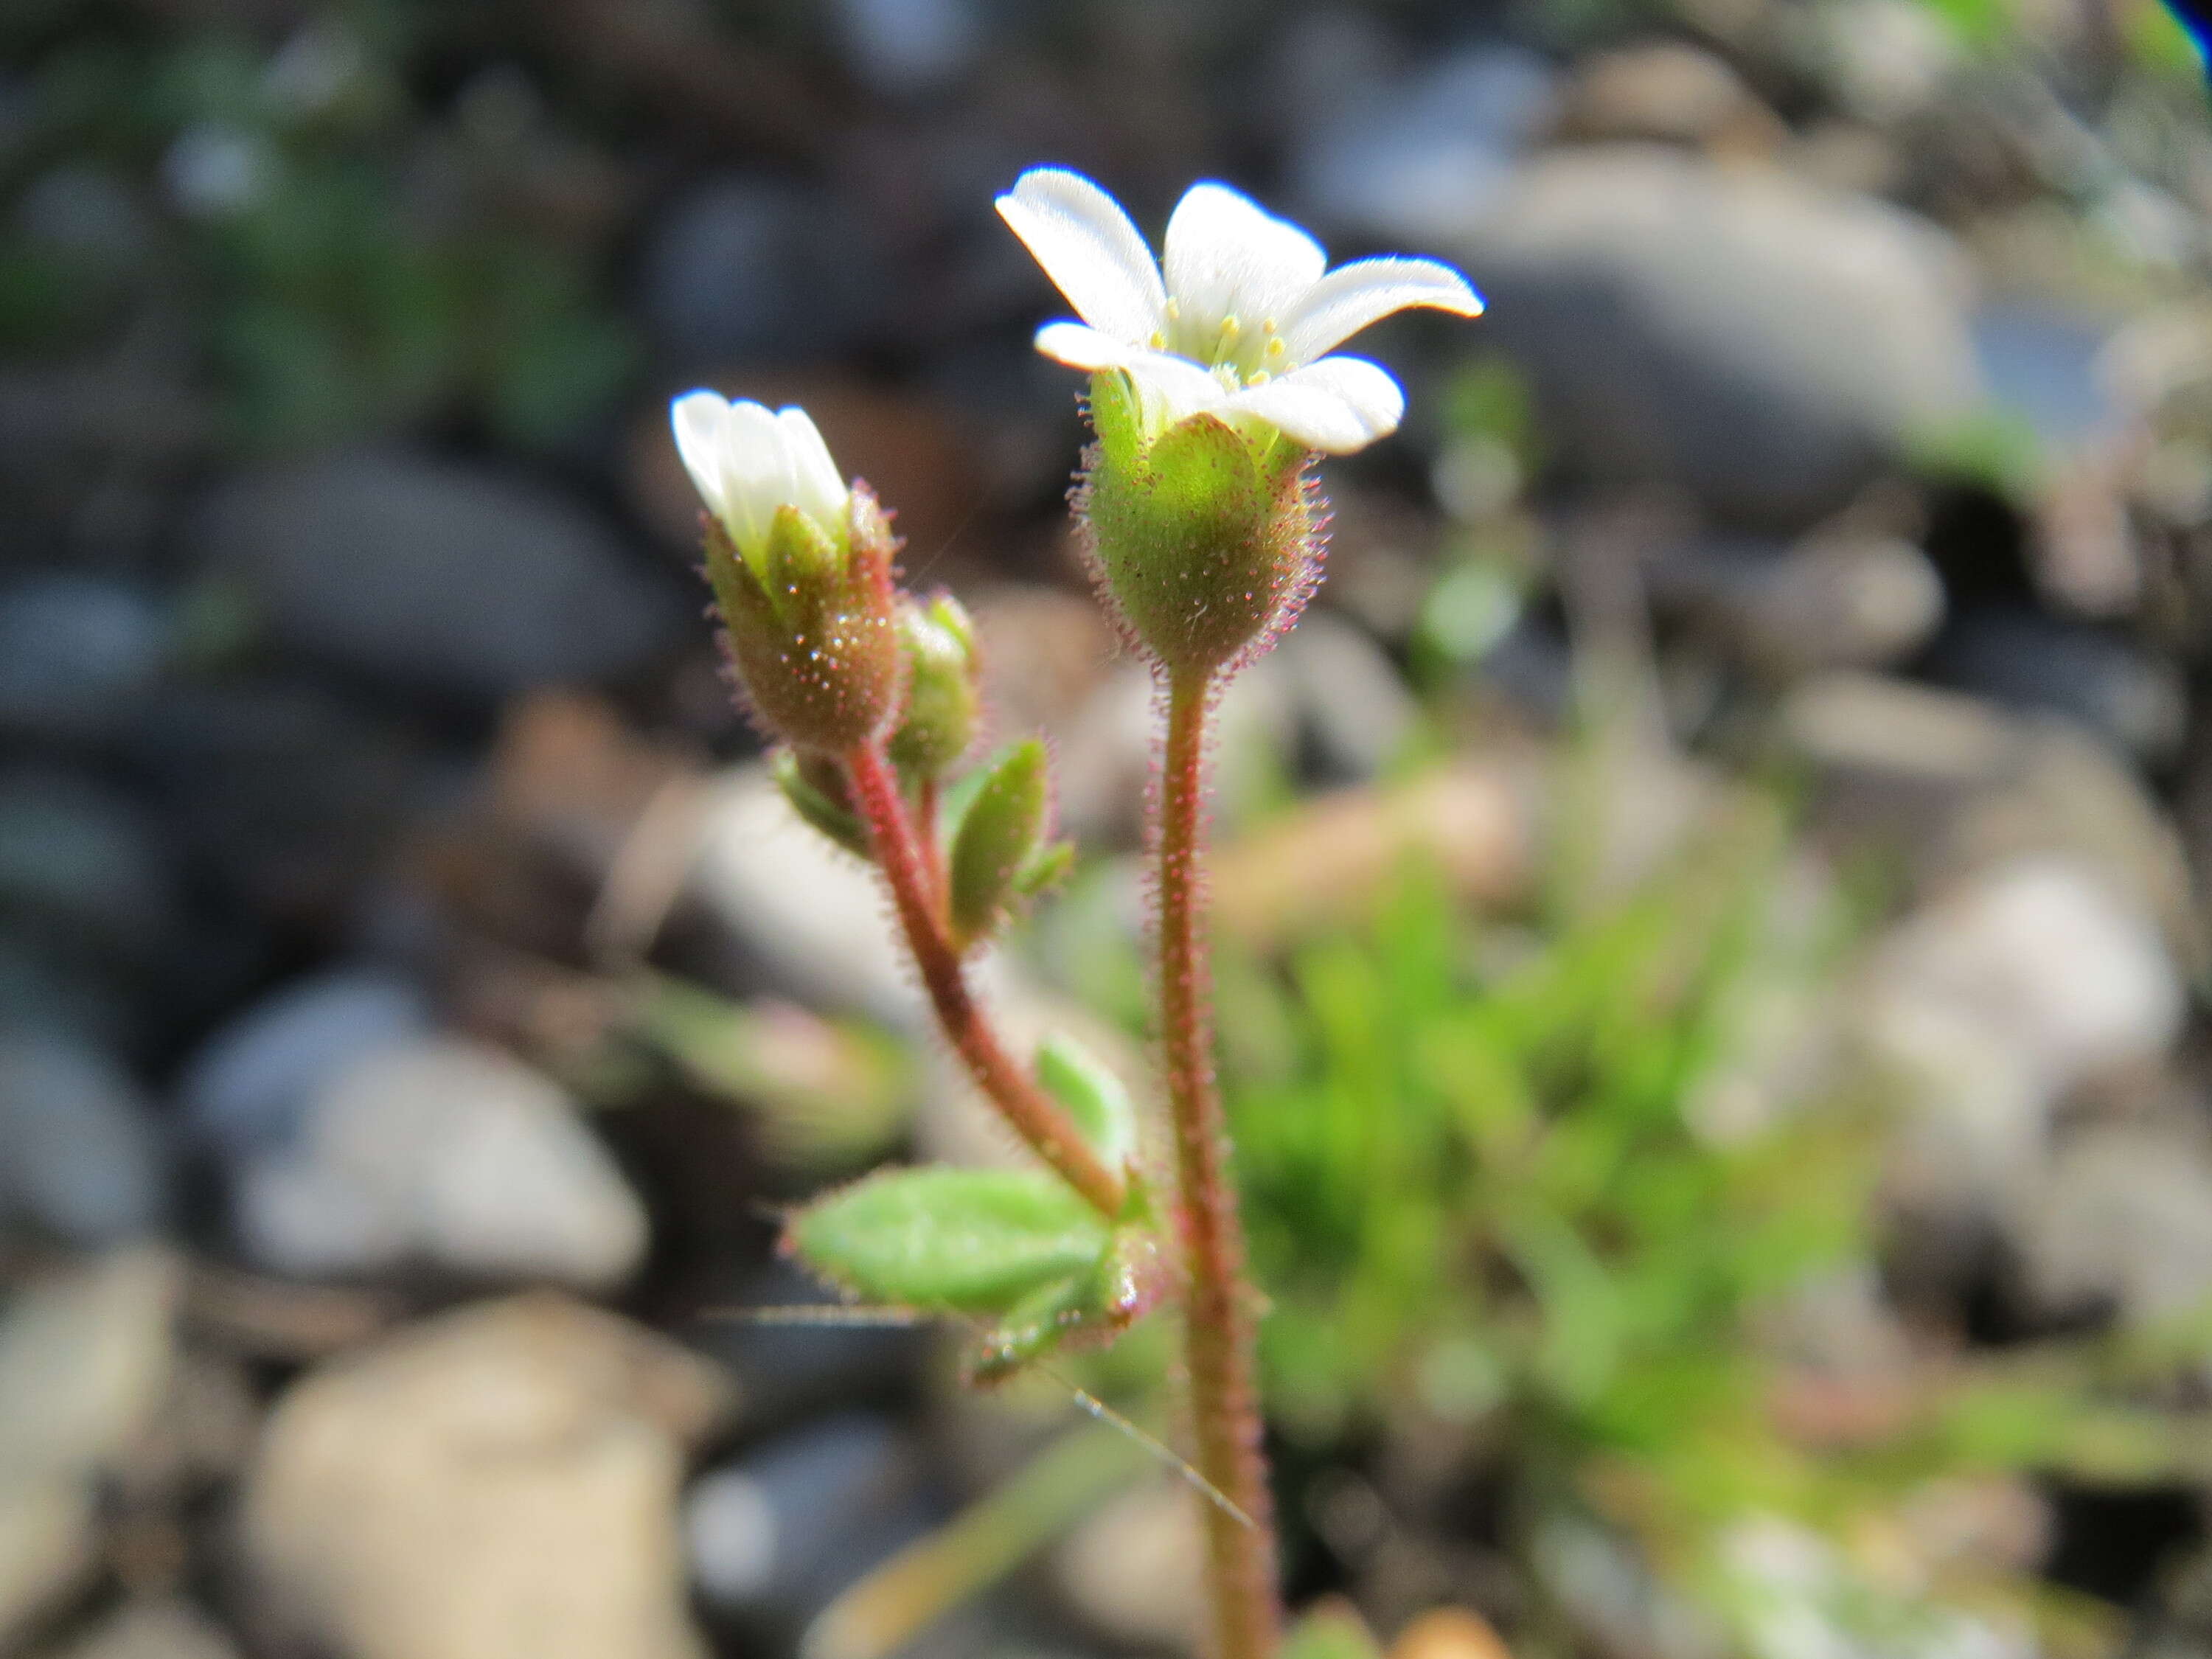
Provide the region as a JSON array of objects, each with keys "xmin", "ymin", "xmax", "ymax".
[
  {"xmin": 772, "ymin": 748, "xmax": 872, "ymax": 859},
  {"xmin": 1080, "ymin": 369, "xmax": 1321, "ymax": 679},
  {"xmin": 887, "ymin": 593, "xmax": 982, "ymax": 781},
  {"xmin": 673, "ymin": 392, "xmax": 904, "ymax": 751},
  {"xmin": 947, "ymin": 740, "xmax": 1066, "ymax": 947}
]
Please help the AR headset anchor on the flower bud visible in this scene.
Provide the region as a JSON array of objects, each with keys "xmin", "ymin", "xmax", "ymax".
[
  {"xmin": 1079, "ymin": 369, "xmax": 1321, "ymax": 679},
  {"xmin": 887, "ymin": 593, "xmax": 982, "ymax": 781},
  {"xmin": 674, "ymin": 392, "xmax": 905, "ymax": 751}
]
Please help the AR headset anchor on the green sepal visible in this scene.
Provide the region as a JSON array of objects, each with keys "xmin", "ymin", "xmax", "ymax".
[
  {"xmin": 762, "ymin": 502, "xmax": 844, "ymax": 628},
  {"xmin": 1082, "ymin": 403, "xmax": 1311, "ymax": 676},
  {"xmin": 1035, "ymin": 1034, "xmax": 1138, "ymax": 1171},
  {"xmin": 947, "ymin": 739, "xmax": 1051, "ymax": 947},
  {"xmin": 785, "ymin": 1166, "xmax": 1108, "ymax": 1315},
  {"xmin": 771, "ymin": 748, "xmax": 871, "ymax": 859}
]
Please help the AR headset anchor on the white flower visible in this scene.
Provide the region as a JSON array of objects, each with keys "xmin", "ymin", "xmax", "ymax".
[
  {"xmin": 995, "ymin": 168, "xmax": 1482, "ymax": 455},
  {"xmin": 670, "ymin": 392, "xmax": 849, "ymax": 563}
]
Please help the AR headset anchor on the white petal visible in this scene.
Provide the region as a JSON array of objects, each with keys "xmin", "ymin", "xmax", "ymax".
[
  {"xmin": 1276, "ymin": 257, "xmax": 1483, "ymax": 365},
  {"xmin": 773, "ymin": 406, "xmax": 848, "ymax": 529},
  {"xmin": 1162, "ymin": 181, "xmax": 1326, "ymax": 334},
  {"xmin": 1222, "ymin": 355, "xmax": 1405, "ymax": 454},
  {"xmin": 718, "ymin": 400, "xmax": 789, "ymax": 557},
  {"xmin": 670, "ymin": 391, "xmax": 733, "ymax": 519},
  {"xmin": 995, "ymin": 168, "xmax": 1166, "ymax": 344}
]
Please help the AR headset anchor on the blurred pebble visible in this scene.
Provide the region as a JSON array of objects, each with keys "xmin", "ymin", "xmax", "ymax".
[
  {"xmin": 1970, "ymin": 304, "xmax": 2120, "ymax": 450},
  {"xmin": 0, "ymin": 1251, "xmax": 181, "ymax": 1647},
  {"xmin": 235, "ymin": 1037, "xmax": 648, "ymax": 1288},
  {"xmin": 686, "ymin": 1413, "xmax": 926, "ymax": 1622},
  {"xmin": 688, "ymin": 765, "xmax": 915, "ymax": 1023},
  {"xmin": 189, "ymin": 452, "xmax": 681, "ymax": 701},
  {"xmin": 1292, "ymin": 47, "xmax": 1558, "ymax": 245},
  {"xmin": 44, "ymin": 1599, "xmax": 242, "ymax": 1659},
  {"xmin": 2015, "ymin": 1121, "xmax": 2212, "ymax": 1325},
  {"xmin": 1051, "ymin": 1477, "xmax": 1204, "ymax": 1652},
  {"xmin": 1918, "ymin": 605, "xmax": 2185, "ymax": 765},
  {"xmin": 1277, "ymin": 608, "xmax": 1421, "ymax": 784},
  {"xmin": 833, "ymin": 0, "xmax": 981, "ymax": 97},
  {"xmin": 177, "ymin": 967, "xmax": 430, "ymax": 1158},
  {"xmin": 639, "ymin": 176, "xmax": 891, "ymax": 368},
  {"xmin": 0, "ymin": 1030, "xmax": 168, "ymax": 1244},
  {"xmin": 0, "ymin": 574, "xmax": 167, "ymax": 741},
  {"xmin": 1388, "ymin": 1607, "xmax": 1514, "ymax": 1659},
  {"xmin": 1863, "ymin": 855, "xmax": 2182, "ymax": 1222},
  {"xmin": 245, "ymin": 1295, "xmax": 728, "ymax": 1659},
  {"xmin": 0, "ymin": 768, "xmax": 175, "ymax": 970},
  {"xmin": 1648, "ymin": 534, "xmax": 1944, "ymax": 677},
  {"xmin": 1555, "ymin": 42, "xmax": 1785, "ymax": 153},
  {"xmin": 1427, "ymin": 147, "xmax": 1980, "ymax": 527}
]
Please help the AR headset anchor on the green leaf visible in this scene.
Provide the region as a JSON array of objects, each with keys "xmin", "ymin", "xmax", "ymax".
[
  {"xmin": 787, "ymin": 1166, "xmax": 1109, "ymax": 1314},
  {"xmin": 948, "ymin": 740, "xmax": 1051, "ymax": 946},
  {"xmin": 773, "ymin": 748, "xmax": 872, "ymax": 859},
  {"xmin": 1035, "ymin": 1034, "xmax": 1138, "ymax": 1170}
]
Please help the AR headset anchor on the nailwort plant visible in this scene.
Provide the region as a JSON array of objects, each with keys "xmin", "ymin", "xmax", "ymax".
[{"xmin": 671, "ymin": 168, "xmax": 1480, "ymax": 1659}]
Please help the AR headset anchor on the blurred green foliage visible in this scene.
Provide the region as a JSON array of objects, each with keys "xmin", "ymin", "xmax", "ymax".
[{"xmin": 2, "ymin": 7, "xmax": 635, "ymax": 449}]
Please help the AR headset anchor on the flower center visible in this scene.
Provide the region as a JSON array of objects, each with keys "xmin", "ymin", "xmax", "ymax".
[{"xmin": 1160, "ymin": 296, "xmax": 1289, "ymax": 386}]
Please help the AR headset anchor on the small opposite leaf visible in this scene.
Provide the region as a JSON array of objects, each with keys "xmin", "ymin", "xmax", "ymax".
[
  {"xmin": 773, "ymin": 749, "xmax": 872, "ymax": 859},
  {"xmin": 1036, "ymin": 1034, "xmax": 1138, "ymax": 1171},
  {"xmin": 787, "ymin": 1166, "xmax": 1108, "ymax": 1315},
  {"xmin": 948, "ymin": 740, "xmax": 1051, "ymax": 946}
]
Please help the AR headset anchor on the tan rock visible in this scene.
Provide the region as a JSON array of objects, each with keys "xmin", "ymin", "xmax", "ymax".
[
  {"xmin": 1388, "ymin": 1606, "xmax": 1514, "ymax": 1659},
  {"xmin": 245, "ymin": 1294, "xmax": 731, "ymax": 1659}
]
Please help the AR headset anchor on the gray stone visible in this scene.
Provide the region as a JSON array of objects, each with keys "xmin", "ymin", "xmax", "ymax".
[
  {"xmin": 0, "ymin": 1032, "xmax": 167, "ymax": 1244},
  {"xmin": 1919, "ymin": 605, "xmax": 2185, "ymax": 765},
  {"xmin": 1860, "ymin": 855, "xmax": 2183, "ymax": 1220},
  {"xmin": 1649, "ymin": 534, "xmax": 1944, "ymax": 677},
  {"xmin": 190, "ymin": 452, "xmax": 679, "ymax": 699},
  {"xmin": 0, "ymin": 1250, "xmax": 181, "ymax": 1649},
  {"xmin": 245, "ymin": 1295, "xmax": 728, "ymax": 1659},
  {"xmin": 178, "ymin": 967, "xmax": 430, "ymax": 1158},
  {"xmin": 1419, "ymin": 147, "xmax": 1981, "ymax": 526},
  {"xmin": 1276, "ymin": 608, "xmax": 1419, "ymax": 783},
  {"xmin": 44, "ymin": 1599, "xmax": 243, "ymax": 1659},
  {"xmin": 0, "ymin": 575, "xmax": 167, "ymax": 740},
  {"xmin": 686, "ymin": 1413, "xmax": 925, "ymax": 1621},
  {"xmin": 833, "ymin": 0, "xmax": 981, "ymax": 96},
  {"xmin": 639, "ymin": 176, "xmax": 891, "ymax": 367},
  {"xmin": 236, "ymin": 1037, "xmax": 649, "ymax": 1288},
  {"xmin": 0, "ymin": 769, "xmax": 173, "ymax": 967},
  {"xmin": 1051, "ymin": 1478, "xmax": 1205, "ymax": 1652},
  {"xmin": 1291, "ymin": 47, "xmax": 1559, "ymax": 243},
  {"xmin": 1971, "ymin": 304, "xmax": 2121, "ymax": 450},
  {"xmin": 2016, "ymin": 1122, "xmax": 2212, "ymax": 1325}
]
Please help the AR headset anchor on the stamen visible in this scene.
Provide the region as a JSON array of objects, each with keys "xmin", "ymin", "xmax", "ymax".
[
  {"xmin": 1149, "ymin": 331, "xmax": 1165, "ymax": 349},
  {"xmin": 1218, "ymin": 315, "xmax": 1241, "ymax": 341},
  {"xmin": 1265, "ymin": 337, "xmax": 1286, "ymax": 358},
  {"xmin": 1164, "ymin": 298, "xmax": 1180, "ymax": 321},
  {"xmin": 1245, "ymin": 369, "xmax": 1270, "ymax": 386}
]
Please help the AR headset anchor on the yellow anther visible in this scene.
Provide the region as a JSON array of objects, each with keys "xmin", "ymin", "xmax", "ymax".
[
  {"xmin": 1164, "ymin": 298, "xmax": 1180, "ymax": 321},
  {"xmin": 1219, "ymin": 314, "xmax": 1241, "ymax": 339},
  {"xmin": 1262, "ymin": 316, "xmax": 1278, "ymax": 333},
  {"xmin": 1265, "ymin": 336, "xmax": 1286, "ymax": 358},
  {"xmin": 1149, "ymin": 331, "xmax": 1165, "ymax": 348},
  {"xmin": 1246, "ymin": 369, "xmax": 1270, "ymax": 386}
]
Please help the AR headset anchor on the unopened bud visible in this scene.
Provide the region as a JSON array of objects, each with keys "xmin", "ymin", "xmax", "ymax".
[
  {"xmin": 888, "ymin": 593, "xmax": 982, "ymax": 780},
  {"xmin": 675, "ymin": 392, "xmax": 905, "ymax": 751}
]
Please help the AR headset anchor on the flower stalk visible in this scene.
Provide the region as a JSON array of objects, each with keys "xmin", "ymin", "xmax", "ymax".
[
  {"xmin": 1158, "ymin": 669, "xmax": 1279, "ymax": 1659},
  {"xmin": 841, "ymin": 740, "xmax": 1128, "ymax": 1220}
]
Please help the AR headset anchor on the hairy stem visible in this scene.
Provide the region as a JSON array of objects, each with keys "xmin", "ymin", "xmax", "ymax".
[
  {"xmin": 1157, "ymin": 671, "xmax": 1279, "ymax": 1659},
  {"xmin": 844, "ymin": 742, "xmax": 1127, "ymax": 1219}
]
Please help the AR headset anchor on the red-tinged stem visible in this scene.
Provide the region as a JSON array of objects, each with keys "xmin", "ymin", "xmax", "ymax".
[
  {"xmin": 915, "ymin": 774, "xmax": 947, "ymax": 910},
  {"xmin": 1157, "ymin": 669, "xmax": 1279, "ymax": 1659},
  {"xmin": 844, "ymin": 742, "xmax": 1127, "ymax": 1220}
]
